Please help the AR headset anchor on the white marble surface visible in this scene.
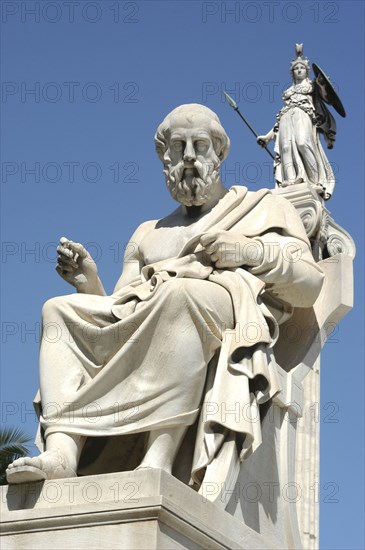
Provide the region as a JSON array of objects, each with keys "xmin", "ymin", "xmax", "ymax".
[
  {"xmin": 1, "ymin": 469, "xmax": 276, "ymax": 550},
  {"xmin": 7, "ymin": 105, "xmax": 324, "ymax": 489},
  {"xmin": 257, "ymin": 44, "xmax": 345, "ymax": 200},
  {"xmin": 3, "ymin": 106, "xmax": 355, "ymax": 550}
]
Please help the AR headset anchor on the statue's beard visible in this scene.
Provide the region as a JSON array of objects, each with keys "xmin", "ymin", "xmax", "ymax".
[{"xmin": 164, "ymin": 159, "xmax": 221, "ymax": 207}]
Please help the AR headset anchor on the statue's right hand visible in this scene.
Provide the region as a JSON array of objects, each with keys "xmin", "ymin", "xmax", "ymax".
[
  {"xmin": 257, "ymin": 135, "xmax": 269, "ymax": 147},
  {"xmin": 56, "ymin": 237, "xmax": 98, "ymax": 289}
]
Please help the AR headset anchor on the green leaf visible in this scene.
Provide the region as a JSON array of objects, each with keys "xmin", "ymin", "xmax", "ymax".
[{"xmin": 0, "ymin": 427, "xmax": 32, "ymax": 485}]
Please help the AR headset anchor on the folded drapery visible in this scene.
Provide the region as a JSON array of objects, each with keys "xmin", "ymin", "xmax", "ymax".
[{"xmin": 36, "ymin": 186, "xmax": 324, "ymax": 484}]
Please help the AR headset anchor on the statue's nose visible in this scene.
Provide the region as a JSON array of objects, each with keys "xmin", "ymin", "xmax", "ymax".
[{"xmin": 183, "ymin": 140, "xmax": 195, "ymax": 162}]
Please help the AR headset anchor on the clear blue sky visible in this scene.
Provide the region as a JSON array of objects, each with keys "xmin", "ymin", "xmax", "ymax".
[{"xmin": 1, "ymin": 1, "xmax": 364, "ymax": 548}]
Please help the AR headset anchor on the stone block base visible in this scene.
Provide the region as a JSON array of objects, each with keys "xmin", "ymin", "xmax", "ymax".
[{"xmin": 1, "ymin": 470, "xmax": 275, "ymax": 549}]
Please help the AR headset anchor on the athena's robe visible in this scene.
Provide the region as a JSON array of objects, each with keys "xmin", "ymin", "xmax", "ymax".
[
  {"xmin": 274, "ymin": 80, "xmax": 335, "ymax": 196},
  {"xmin": 36, "ymin": 186, "xmax": 324, "ymax": 481}
]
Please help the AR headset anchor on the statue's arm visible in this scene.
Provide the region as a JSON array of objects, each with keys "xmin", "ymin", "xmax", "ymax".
[
  {"xmin": 249, "ymin": 231, "xmax": 324, "ymax": 307},
  {"xmin": 113, "ymin": 220, "xmax": 156, "ymax": 293},
  {"xmin": 257, "ymin": 127, "xmax": 276, "ymax": 147},
  {"xmin": 201, "ymin": 228, "xmax": 323, "ymax": 308}
]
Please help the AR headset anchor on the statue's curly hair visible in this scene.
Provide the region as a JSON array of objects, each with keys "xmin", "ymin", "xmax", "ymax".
[{"xmin": 154, "ymin": 104, "xmax": 230, "ymax": 165}]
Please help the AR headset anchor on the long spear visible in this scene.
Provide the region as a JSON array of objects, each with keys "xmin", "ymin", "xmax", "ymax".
[{"xmin": 224, "ymin": 91, "xmax": 275, "ymax": 160}]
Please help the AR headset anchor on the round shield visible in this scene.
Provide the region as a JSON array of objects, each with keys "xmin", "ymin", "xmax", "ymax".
[{"xmin": 312, "ymin": 63, "xmax": 346, "ymax": 117}]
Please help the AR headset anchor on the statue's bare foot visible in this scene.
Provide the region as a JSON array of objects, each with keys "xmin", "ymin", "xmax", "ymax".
[
  {"xmin": 135, "ymin": 462, "xmax": 172, "ymax": 475},
  {"xmin": 281, "ymin": 177, "xmax": 304, "ymax": 188},
  {"xmin": 135, "ymin": 427, "xmax": 186, "ymax": 476},
  {"xmin": 6, "ymin": 449, "xmax": 76, "ymax": 484},
  {"xmin": 313, "ymin": 183, "xmax": 325, "ymax": 194}
]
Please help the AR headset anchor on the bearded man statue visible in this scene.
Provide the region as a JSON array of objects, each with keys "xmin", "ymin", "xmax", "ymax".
[{"xmin": 6, "ymin": 104, "xmax": 324, "ymax": 486}]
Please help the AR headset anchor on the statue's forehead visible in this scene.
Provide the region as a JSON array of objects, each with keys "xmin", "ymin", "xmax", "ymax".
[{"xmin": 168, "ymin": 114, "xmax": 212, "ymax": 134}]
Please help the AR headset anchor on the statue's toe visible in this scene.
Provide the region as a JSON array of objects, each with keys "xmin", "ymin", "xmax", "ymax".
[
  {"xmin": 6, "ymin": 464, "xmax": 47, "ymax": 484},
  {"xmin": 8, "ymin": 456, "xmax": 41, "ymax": 470},
  {"xmin": 6, "ymin": 450, "xmax": 76, "ymax": 484}
]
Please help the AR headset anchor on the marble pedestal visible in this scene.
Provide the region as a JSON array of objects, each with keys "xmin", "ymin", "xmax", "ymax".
[
  {"xmin": 1, "ymin": 469, "xmax": 277, "ymax": 550},
  {"xmin": 1, "ymin": 184, "xmax": 355, "ymax": 550}
]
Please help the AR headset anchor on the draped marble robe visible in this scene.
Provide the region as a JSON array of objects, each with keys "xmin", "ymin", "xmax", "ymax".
[{"xmin": 35, "ymin": 186, "xmax": 324, "ymax": 483}]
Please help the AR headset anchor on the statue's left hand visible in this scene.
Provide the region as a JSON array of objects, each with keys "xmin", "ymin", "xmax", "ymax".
[
  {"xmin": 56, "ymin": 237, "xmax": 103, "ymax": 293},
  {"xmin": 200, "ymin": 231, "xmax": 263, "ymax": 268}
]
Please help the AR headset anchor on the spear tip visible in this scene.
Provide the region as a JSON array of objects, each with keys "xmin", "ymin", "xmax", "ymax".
[{"xmin": 224, "ymin": 91, "xmax": 238, "ymax": 110}]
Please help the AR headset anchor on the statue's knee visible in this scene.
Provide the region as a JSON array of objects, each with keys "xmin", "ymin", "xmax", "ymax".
[
  {"xmin": 162, "ymin": 279, "xmax": 197, "ymax": 305},
  {"xmin": 163, "ymin": 278, "xmax": 189, "ymax": 295},
  {"xmin": 42, "ymin": 297, "xmax": 57, "ymax": 318},
  {"xmin": 281, "ymin": 142, "xmax": 291, "ymax": 155},
  {"xmin": 42, "ymin": 296, "xmax": 69, "ymax": 319},
  {"xmin": 296, "ymin": 135, "xmax": 311, "ymax": 150}
]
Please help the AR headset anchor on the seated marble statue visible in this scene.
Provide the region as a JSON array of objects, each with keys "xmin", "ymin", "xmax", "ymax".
[{"xmin": 7, "ymin": 104, "xmax": 324, "ymax": 485}]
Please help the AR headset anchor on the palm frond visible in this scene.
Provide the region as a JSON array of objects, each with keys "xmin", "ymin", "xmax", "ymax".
[
  {"xmin": 0, "ymin": 453, "xmax": 26, "ymax": 485},
  {"xmin": 0, "ymin": 426, "xmax": 32, "ymax": 483},
  {"xmin": 0, "ymin": 426, "xmax": 32, "ymax": 459}
]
